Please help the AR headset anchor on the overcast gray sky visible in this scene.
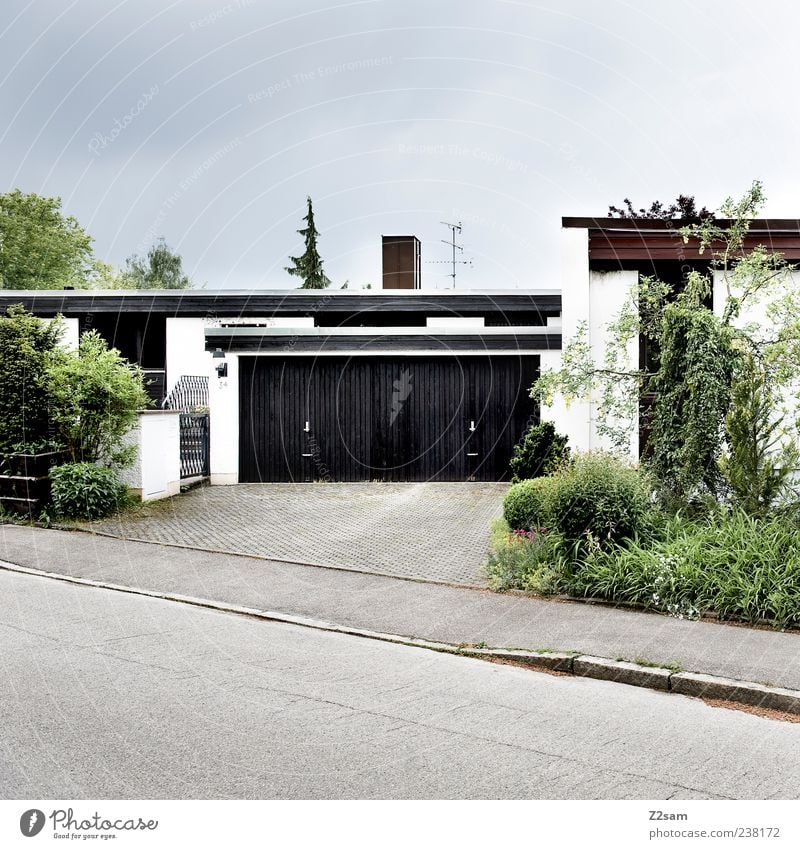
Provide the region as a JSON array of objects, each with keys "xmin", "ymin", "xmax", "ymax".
[{"xmin": 2, "ymin": 0, "xmax": 799, "ymax": 290}]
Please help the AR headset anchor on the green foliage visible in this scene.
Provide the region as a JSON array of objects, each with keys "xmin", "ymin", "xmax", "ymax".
[
  {"xmin": 285, "ymin": 196, "xmax": 331, "ymax": 289},
  {"xmin": 48, "ymin": 330, "xmax": 151, "ymax": 466},
  {"xmin": 0, "ymin": 305, "xmax": 62, "ymax": 451},
  {"xmin": 546, "ymin": 452, "xmax": 656, "ymax": 549},
  {"xmin": 509, "ymin": 421, "xmax": 569, "ymax": 482},
  {"xmin": 50, "ymin": 463, "xmax": 128, "ymax": 520},
  {"xmin": 485, "ymin": 518, "xmax": 565, "ymax": 593},
  {"xmin": 608, "ymin": 195, "xmax": 713, "ymax": 220},
  {"xmin": 647, "ymin": 291, "xmax": 738, "ymax": 507},
  {"xmin": 721, "ymin": 351, "xmax": 800, "ymax": 515},
  {"xmin": 569, "ymin": 511, "xmax": 800, "ymax": 628},
  {"xmin": 503, "ymin": 477, "xmax": 554, "ymax": 531},
  {"xmin": 0, "ymin": 190, "xmax": 94, "ymax": 289},
  {"xmin": 504, "ymin": 452, "xmax": 655, "ymax": 549},
  {"xmin": 123, "ymin": 238, "xmax": 192, "ymax": 289}
]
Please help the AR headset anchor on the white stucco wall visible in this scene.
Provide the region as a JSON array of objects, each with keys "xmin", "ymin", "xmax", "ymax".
[
  {"xmin": 166, "ymin": 318, "xmax": 211, "ymax": 395},
  {"xmin": 588, "ymin": 269, "xmax": 639, "ymax": 459},
  {"xmin": 539, "ymin": 228, "xmax": 592, "ymax": 450},
  {"xmin": 539, "ymin": 229, "xmax": 639, "ymax": 458}
]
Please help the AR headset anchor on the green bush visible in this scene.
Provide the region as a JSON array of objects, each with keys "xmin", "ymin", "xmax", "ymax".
[
  {"xmin": 503, "ymin": 478, "xmax": 554, "ymax": 531},
  {"xmin": 49, "ymin": 330, "xmax": 151, "ymax": 467},
  {"xmin": 568, "ymin": 510, "xmax": 800, "ymax": 628},
  {"xmin": 0, "ymin": 305, "xmax": 62, "ymax": 452},
  {"xmin": 50, "ymin": 463, "xmax": 128, "ymax": 520},
  {"xmin": 486, "ymin": 518, "xmax": 565, "ymax": 593},
  {"xmin": 547, "ymin": 453, "xmax": 654, "ymax": 549},
  {"xmin": 509, "ymin": 421, "xmax": 569, "ymax": 482}
]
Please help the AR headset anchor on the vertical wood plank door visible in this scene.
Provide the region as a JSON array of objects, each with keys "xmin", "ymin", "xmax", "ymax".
[{"xmin": 238, "ymin": 355, "xmax": 539, "ymax": 482}]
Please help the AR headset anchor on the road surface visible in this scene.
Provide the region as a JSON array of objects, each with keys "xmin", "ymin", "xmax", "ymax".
[{"xmin": 1, "ymin": 569, "xmax": 798, "ymax": 799}]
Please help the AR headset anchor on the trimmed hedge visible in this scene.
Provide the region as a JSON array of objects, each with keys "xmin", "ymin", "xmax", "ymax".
[
  {"xmin": 503, "ymin": 477, "xmax": 554, "ymax": 531},
  {"xmin": 503, "ymin": 452, "xmax": 655, "ymax": 548}
]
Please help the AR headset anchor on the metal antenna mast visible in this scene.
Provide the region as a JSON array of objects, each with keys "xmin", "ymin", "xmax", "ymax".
[{"xmin": 440, "ymin": 220, "xmax": 467, "ymax": 289}]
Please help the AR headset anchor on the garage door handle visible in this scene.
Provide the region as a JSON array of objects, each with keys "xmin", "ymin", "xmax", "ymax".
[
  {"xmin": 467, "ymin": 452, "xmax": 479, "ymax": 456},
  {"xmin": 469, "ymin": 420, "xmax": 476, "ymax": 432},
  {"xmin": 304, "ymin": 421, "xmax": 310, "ymax": 432},
  {"xmin": 301, "ymin": 453, "xmax": 313, "ymax": 457}
]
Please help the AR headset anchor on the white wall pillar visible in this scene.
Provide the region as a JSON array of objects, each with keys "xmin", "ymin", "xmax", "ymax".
[
  {"xmin": 120, "ymin": 410, "xmax": 181, "ymax": 501},
  {"xmin": 209, "ymin": 353, "xmax": 239, "ymax": 484}
]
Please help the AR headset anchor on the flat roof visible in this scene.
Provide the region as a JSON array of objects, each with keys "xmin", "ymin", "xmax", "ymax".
[
  {"xmin": 0, "ymin": 288, "xmax": 561, "ymax": 317},
  {"xmin": 563, "ymin": 217, "xmax": 800, "ymax": 231}
]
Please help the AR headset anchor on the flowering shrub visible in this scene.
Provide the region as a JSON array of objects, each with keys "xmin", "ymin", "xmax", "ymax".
[{"xmin": 486, "ymin": 520, "xmax": 564, "ymax": 593}]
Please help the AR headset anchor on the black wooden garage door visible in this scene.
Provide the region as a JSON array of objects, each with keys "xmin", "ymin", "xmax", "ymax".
[{"xmin": 239, "ymin": 356, "xmax": 538, "ymax": 482}]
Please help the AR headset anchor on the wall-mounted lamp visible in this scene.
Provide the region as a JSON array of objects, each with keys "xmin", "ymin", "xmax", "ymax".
[{"xmin": 213, "ymin": 348, "xmax": 227, "ymax": 378}]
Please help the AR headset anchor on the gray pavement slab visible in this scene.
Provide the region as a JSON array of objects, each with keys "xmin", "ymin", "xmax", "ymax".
[
  {"xmin": 80, "ymin": 482, "xmax": 507, "ymax": 585},
  {"xmin": 2, "ymin": 524, "xmax": 800, "ymax": 691},
  {"xmin": 3, "ymin": 567, "xmax": 800, "ymax": 800}
]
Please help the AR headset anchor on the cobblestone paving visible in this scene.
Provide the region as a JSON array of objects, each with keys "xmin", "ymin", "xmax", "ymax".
[{"xmin": 90, "ymin": 483, "xmax": 508, "ymax": 586}]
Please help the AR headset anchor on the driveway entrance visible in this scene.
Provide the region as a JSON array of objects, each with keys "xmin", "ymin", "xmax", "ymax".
[{"xmin": 90, "ymin": 483, "xmax": 508, "ymax": 586}]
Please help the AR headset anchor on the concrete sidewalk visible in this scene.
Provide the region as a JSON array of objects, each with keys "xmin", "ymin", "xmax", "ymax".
[{"xmin": 2, "ymin": 523, "xmax": 799, "ymax": 691}]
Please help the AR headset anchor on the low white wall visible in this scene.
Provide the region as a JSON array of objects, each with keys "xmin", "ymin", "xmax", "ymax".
[{"xmin": 120, "ymin": 411, "xmax": 182, "ymax": 501}]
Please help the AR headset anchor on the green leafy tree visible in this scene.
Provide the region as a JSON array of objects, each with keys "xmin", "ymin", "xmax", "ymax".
[
  {"xmin": 0, "ymin": 305, "xmax": 63, "ymax": 451},
  {"xmin": 721, "ymin": 351, "xmax": 799, "ymax": 515},
  {"xmin": 285, "ymin": 196, "xmax": 331, "ymax": 289},
  {"xmin": 49, "ymin": 330, "xmax": 151, "ymax": 467},
  {"xmin": 123, "ymin": 238, "xmax": 192, "ymax": 289},
  {"xmin": 0, "ymin": 190, "xmax": 94, "ymax": 289}
]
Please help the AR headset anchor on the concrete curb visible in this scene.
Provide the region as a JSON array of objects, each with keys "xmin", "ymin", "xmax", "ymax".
[{"xmin": 2, "ymin": 558, "xmax": 798, "ymax": 716}]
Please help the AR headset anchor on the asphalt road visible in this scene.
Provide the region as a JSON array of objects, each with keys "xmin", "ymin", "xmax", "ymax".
[{"xmin": 2, "ymin": 569, "xmax": 799, "ymax": 800}]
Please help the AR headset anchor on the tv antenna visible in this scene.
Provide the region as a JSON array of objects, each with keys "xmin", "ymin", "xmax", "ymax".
[{"xmin": 431, "ymin": 220, "xmax": 471, "ymax": 288}]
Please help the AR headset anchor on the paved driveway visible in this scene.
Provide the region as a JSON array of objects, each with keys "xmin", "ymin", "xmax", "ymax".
[{"xmin": 89, "ymin": 483, "xmax": 508, "ymax": 585}]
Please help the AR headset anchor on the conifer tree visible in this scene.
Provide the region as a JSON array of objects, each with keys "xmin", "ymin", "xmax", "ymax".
[{"xmin": 285, "ymin": 196, "xmax": 331, "ymax": 289}]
